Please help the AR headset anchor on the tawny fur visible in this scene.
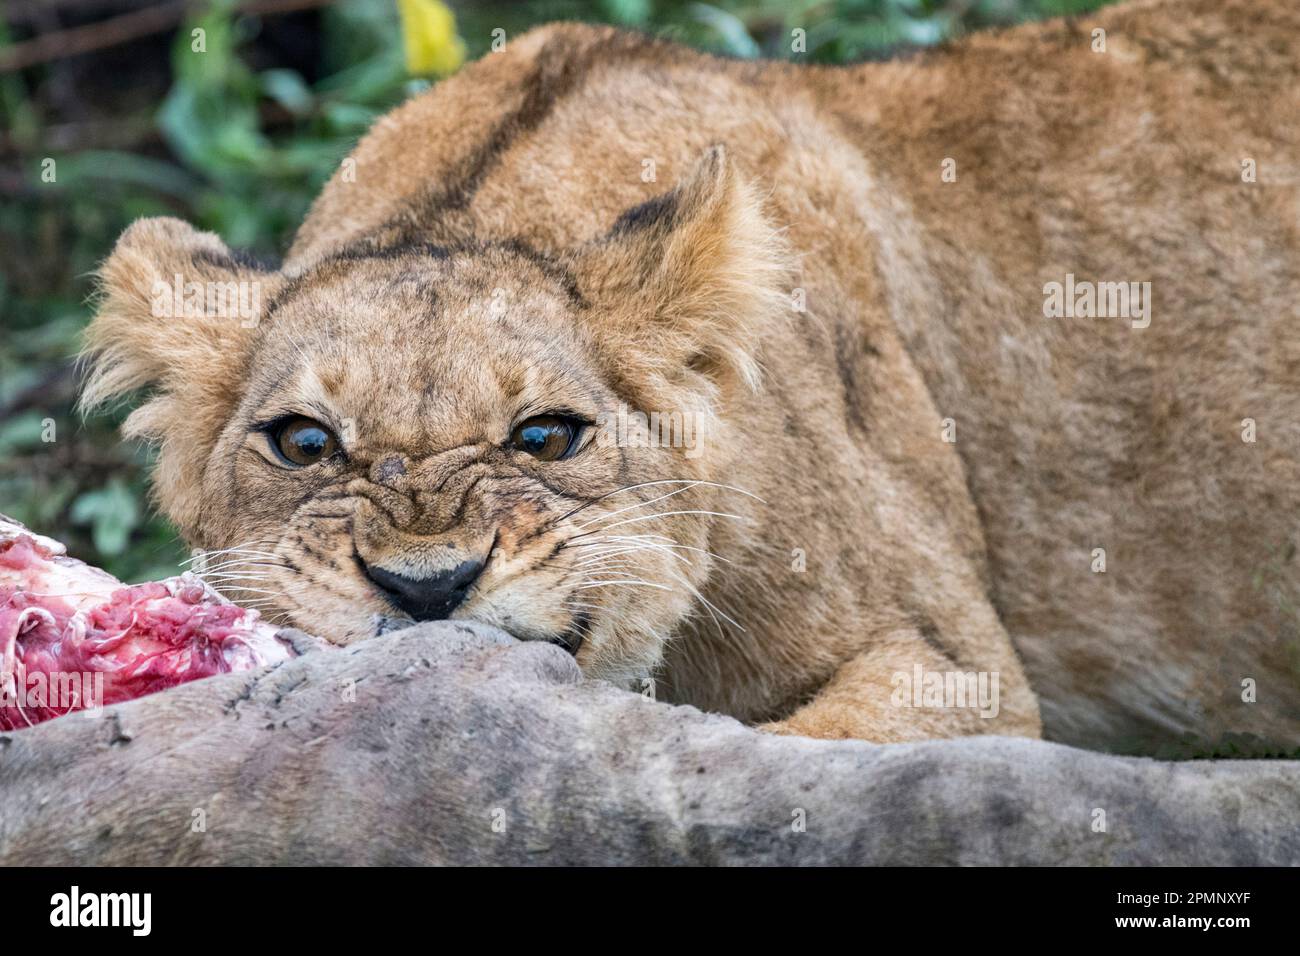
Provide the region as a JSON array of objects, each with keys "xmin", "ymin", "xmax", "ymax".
[{"xmin": 84, "ymin": 0, "xmax": 1300, "ymax": 751}]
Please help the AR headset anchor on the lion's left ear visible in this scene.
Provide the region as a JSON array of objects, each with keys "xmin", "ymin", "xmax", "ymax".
[
  {"xmin": 569, "ymin": 145, "xmax": 790, "ymax": 392},
  {"xmin": 80, "ymin": 217, "xmax": 281, "ymax": 425},
  {"xmin": 80, "ymin": 217, "xmax": 283, "ymax": 532}
]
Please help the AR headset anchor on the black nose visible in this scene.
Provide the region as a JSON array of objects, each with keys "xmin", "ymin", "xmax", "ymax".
[{"xmin": 362, "ymin": 558, "xmax": 484, "ymax": 621}]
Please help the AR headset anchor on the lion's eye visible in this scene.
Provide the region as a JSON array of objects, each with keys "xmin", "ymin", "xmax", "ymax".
[
  {"xmin": 272, "ymin": 417, "xmax": 339, "ymax": 467},
  {"xmin": 510, "ymin": 415, "xmax": 577, "ymax": 462}
]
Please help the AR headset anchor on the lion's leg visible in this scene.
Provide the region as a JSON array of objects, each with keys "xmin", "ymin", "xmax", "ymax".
[{"xmin": 758, "ymin": 628, "xmax": 1041, "ymax": 743}]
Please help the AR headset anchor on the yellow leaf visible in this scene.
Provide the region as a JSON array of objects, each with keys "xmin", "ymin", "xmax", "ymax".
[{"xmin": 397, "ymin": 0, "xmax": 466, "ymax": 77}]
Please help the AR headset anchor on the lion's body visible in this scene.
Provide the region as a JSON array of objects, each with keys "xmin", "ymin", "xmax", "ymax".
[{"xmin": 87, "ymin": 0, "xmax": 1300, "ymax": 751}]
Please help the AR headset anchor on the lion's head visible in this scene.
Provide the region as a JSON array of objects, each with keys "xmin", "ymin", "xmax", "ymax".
[{"xmin": 81, "ymin": 147, "xmax": 789, "ymax": 684}]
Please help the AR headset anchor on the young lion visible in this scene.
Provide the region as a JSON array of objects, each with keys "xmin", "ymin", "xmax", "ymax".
[{"xmin": 84, "ymin": 0, "xmax": 1300, "ymax": 751}]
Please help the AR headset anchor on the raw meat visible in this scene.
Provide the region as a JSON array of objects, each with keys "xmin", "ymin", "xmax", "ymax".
[{"xmin": 0, "ymin": 514, "xmax": 309, "ymax": 729}]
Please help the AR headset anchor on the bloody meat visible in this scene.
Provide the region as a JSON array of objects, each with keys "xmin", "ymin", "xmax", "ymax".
[{"xmin": 0, "ymin": 515, "xmax": 310, "ymax": 729}]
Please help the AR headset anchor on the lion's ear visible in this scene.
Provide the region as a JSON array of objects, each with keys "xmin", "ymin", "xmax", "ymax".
[
  {"xmin": 80, "ymin": 217, "xmax": 279, "ymax": 437},
  {"xmin": 571, "ymin": 145, "xmax": 790, "ymax": 392},
  {"xmin": 80, "ymin": 217, "xmax": 281, "ymax": 532}
]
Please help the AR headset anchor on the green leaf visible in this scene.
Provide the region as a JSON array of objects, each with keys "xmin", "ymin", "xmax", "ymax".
[
  {"xmin": 261, "ymin": 69, "xmax": 316, "ymax": 117},
  {"xmin": 689, "ymin": 4, "xmax": 762, "ymax": 58},
  {"xmin": 54, "ymin": 151, "xmax": 198, "ymax": 200},
  {"xmin": 70, "ymin": 479, "xmax": 139, "ymax": 557},
  {"xmin": 600, "ymin": 0, "xmax": 652, "ymax": 27},
  {"xmin": 0, "ymin": 410, "xmax": 49, "ymax": 452}
]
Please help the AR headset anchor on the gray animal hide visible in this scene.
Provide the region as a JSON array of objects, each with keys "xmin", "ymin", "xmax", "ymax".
[{"xmin": 1, "ymin": 622, "xmax": 1295, "ymax": 865}]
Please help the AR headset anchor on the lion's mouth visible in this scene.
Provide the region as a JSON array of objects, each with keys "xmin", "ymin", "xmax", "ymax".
[{"xmin": 548, "ymin": 610, "xmax": 589, "ymax": 656}]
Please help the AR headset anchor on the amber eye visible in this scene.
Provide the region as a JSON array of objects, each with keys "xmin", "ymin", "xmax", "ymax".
[
  {"xmin": 272, "ymin": 417, "xmax": 339, "ymax": 467},
  {"xmin": 510, "ymin": 415, "xmax": 578, "ymax": 462}
]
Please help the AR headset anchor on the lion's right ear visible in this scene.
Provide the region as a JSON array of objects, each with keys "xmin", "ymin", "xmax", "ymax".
[
  {"xmin": 568, "ymin": 146, "xmax": 791, "ymax": 395},
  {"xmin": 80, "ymin": 217, "xmax": 280, "ymax": 442}
]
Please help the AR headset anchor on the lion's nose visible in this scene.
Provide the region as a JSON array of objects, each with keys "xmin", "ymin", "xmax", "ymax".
[{"xmin": 362, "ymin": 558, "xmax": 484, "ymax": 621}]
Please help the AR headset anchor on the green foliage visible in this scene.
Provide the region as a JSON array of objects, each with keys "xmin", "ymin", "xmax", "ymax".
[
  {"xmin": 0, "ymin": 0, "xmax": 1112, "ymax": 579},
  {"xmin": 69, "ymin": 477, "xmax": 139, "ymax": 557}
]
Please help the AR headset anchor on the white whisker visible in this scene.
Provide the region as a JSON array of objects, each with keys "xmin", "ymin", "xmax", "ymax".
[
  {"xmin": 181, "ymin": 546, "xmax": 280, "ymax": 566},
  {"xmin": 573, "ymin": 580, "xmax": 672, "ymax": 592},
  {"xmin": 570, "ymin": 510, "xmax": 746, "ymax": 539},
  {"xmin": 573, "ymin": 482, "xmax": 704, "ymax": 529}
]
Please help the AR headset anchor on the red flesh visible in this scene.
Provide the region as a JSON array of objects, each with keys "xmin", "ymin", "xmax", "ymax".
[{"xmin": 0, "ymin": 518, "xmax": 302, "ymax": 729}]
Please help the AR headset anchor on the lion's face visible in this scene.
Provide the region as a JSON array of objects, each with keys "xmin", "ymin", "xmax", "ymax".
[
  {"xmin": 83, "ymin": 147, "xmax": 787, "ymax": 684},
  {"xmin": 203, "ymin": 247, "xmax": 717, "ymax": 683}
]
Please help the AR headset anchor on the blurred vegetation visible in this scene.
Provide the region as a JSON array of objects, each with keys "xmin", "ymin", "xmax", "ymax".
[{"xmin": 0, "ymin": 0, "xmax": 1112, "ymax": 580}]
